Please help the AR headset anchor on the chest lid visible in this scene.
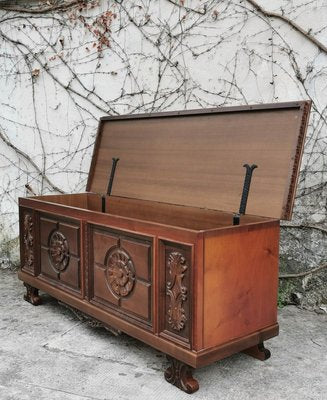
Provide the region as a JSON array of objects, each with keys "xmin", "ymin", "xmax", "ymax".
[{"xmin": 87, "ymin": 101, "xmax": 311, "ymax": 220}]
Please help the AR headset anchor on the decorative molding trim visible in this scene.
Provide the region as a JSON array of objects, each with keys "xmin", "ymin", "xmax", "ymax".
[
  {"xmin": 83, "ymin": 221, "xmax": 89, "ymax": 299},
  {"xmin": 284, "ymin": 101, "xmax": 311, "ymax": 219}
]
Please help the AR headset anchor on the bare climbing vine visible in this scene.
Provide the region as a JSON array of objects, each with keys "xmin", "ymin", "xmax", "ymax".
[{"xmin": 0, "ymin": 0, "xmax": 326, "ymax": 304}]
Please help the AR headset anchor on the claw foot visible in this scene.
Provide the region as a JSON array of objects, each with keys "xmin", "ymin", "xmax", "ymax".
[
  {"xmin": 24, "ymin": 283, "xmax": 42, "ymax": 306},
  {"xmin": 164, "ymin": 356, "xmax": 199, "ymax": 394},
  {"xmin": 243, "ymin": 342, "xmax": 271, "ymax": 361}
]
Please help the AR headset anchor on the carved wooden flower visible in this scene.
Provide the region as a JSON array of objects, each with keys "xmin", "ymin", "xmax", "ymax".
[
  {"xmin": 48, "ymin": 230, "xmax": 70, "ymax": 272},
  {"xmin": 23, "ymin": 214, "xmax": 34, "ymax": 268},
  {"xmin": 105, "ymin": 247, "xmax": 135, "ymax": 298}
]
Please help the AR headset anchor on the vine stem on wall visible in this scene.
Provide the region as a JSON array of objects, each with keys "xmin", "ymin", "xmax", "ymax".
[
  {"xmin": 245, "ymin": 0, "xmax": 327, "ymax": 54},
  {"xmin": 0, "ymin": 0, "xmax": 82, "ymax": 14},
  {"xmin": 0, "ymin": 130, "xmax": 64, "ymax": 193},
  {"xmin": 279, "ymin": 262, "xmax": 327, "ymax": 279}
]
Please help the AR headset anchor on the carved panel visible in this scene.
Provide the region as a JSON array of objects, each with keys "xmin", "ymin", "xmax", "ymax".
[
  {"xmin": 91, "ymin": 226, "xmax": 152, "ymax": 327},
  {"xmin": 39, "ymin": 214, "xmax": 81, "ymax": 293},
  {"xmin": 166, "ymin": 251, "xmax": 188, "ymax": 331},
  {"xmin": 22, "ymin": 212, "xmax": 34, "ymax": 272},
  {"xmin": 161, "ymin": 242, "xmax": 192, "ymax": 345}
]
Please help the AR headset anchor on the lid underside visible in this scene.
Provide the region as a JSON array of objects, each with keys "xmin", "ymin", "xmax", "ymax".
[{"xmin": 87, "ymin": 101, "xmax": 311, "ymax": 220}]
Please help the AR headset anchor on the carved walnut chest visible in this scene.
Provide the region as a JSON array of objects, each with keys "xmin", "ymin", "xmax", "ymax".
[{"xmin": 18, "ymin": 101, "xmax": 311, "ymax": 393}]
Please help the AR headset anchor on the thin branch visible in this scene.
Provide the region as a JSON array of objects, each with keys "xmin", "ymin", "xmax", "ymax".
[
  {"xmin": 282, "ymin": 224, "xmax": 327, "ymax": 235},
  {"xmin": 165, "ymin": 0, "xmax": 207, "ymax": 15},
  {"xmin": 245, "ymin": 0, "xmax": 327, "ymax": 54},
  {"xmin": 279, "ymin": 263, "xmax": 327, "ymax": 279},
  {"xmin": 0, "ymin": 0, "xmax": 82, "ymax": 14},
  {"xmin": 0, "ymin": 130, "xmax": 65, "ymax": 193}
]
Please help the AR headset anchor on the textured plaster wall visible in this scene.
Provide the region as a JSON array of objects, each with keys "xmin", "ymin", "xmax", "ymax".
[{"xmin": 0, "ymin": 0, "xmax": 326, "ymax": 306}]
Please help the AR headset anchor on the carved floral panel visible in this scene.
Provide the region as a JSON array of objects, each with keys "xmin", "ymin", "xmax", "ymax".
[
  {"xmin": 22, "ymin": 212, "xmax": 34, "ymax": 272},
  {"xmin": 163, "ymin": 243, "xmax": 191, "ymax": 343},
  {"xmin": 166, "ymin": 251, "xmax": 188, "ymax": 331},
  {"xmin": 39, "ymin": 215, "xmax": 80, "ymax": 291},
  {"xmin": 92, "ymin": 227, "xmax": 152, "ymax": 325}
]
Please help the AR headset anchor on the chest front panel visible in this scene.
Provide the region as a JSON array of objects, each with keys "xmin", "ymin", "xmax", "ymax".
[
  {"xmin": 89, "ymin": 225, "xmax": 153, "ymax": 328},
  {"xmin": 39, "ymin": 214, "xmax": 81, "ymax": 294}
]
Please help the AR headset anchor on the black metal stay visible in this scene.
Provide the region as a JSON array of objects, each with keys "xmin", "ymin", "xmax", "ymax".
[
  {"xmin": 102, "ymin": 157, "xmax": 120, "ymax": 213},
  {"xmin": 233, "ymin": 163, "xmax": 258, "ymax": 225}
]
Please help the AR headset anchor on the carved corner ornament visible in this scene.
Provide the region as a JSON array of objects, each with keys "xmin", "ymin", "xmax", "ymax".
[
  {"xmin": 23, "ymin": 213, "xmax": 34, "ymax": 271},
  {"xmin": 105, "ymin": 244, "xmax": 135, "ymax": 298},
  {"xmin": 166, "ymin": 251, "xmax": 188, "ymax": 331},
  {"xmin": 164, "ymin": 356, "xmax": 199, "ymax": 394}
]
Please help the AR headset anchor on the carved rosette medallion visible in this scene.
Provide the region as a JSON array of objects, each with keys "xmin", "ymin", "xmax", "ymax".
[
  {"xmin": 105, "ymin": 246, "xmax": 135, "ymax": 298},
  {"xmin": 166, "ymin": 251, "xmax": 188, "ymax": 331},
  {"xmin": 23, "ymin": 213, "xmax": 34, "ymax": 270},
  {"xmin": 48, "ymin": 230, "xmax": 70, "ymax": 272}
]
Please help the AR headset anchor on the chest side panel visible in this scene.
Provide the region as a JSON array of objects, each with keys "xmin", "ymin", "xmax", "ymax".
[{"xmin": 203, "ymin": 223, "xmax": 279, "ymax": 350}]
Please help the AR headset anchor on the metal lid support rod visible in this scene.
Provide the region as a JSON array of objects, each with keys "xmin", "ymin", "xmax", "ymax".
[
  {"xmin": 102, "ymin": 157, "xmax": 120, "ymax": 213},
  {"xmin": 233, "ymin": 164, "xmax": 258, "ymax": 225}
]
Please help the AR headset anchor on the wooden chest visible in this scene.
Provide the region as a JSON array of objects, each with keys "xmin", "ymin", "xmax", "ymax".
[{"xmin": 18, "ymin": 101, "xmax": 311, "ymax": 393}]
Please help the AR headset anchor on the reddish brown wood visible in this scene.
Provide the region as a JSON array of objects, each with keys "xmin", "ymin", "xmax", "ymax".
[
  {"xmin": 19, "ymin": 196, "xmax": 199, "ymax": 244},
  {"xmin": 33, "ymin": 193, "xmax": 88, "ymax": 208},
  {"xmin": 17, "ymin": 102, "xmax": 311, "ymax": 393},
  {"xmin": 196, "ymin": 323, "xmax": 278, "ymax": 367},
  {"xmin": 203, "ymin": 222, "xmax": 279, "ymax": 349},
  {"xmin": 105, "ymin": 196, "xmax": 266, "ymax": 230},
  {"xmin": 80, "ymin": 220, "xmax": 87, "ymax": 299},
  {"xmin": 243, "ymin": 342, "xmax": 271, "ymax": 361},
  {"xmin": 158, "ymin": 242, "xmax": 193, "ymax": 348},
  {"xmin": 89, "ymin": 225, "xmax": 152, "ymax": 327},
  {"xmin": 166, "ymin": 252, "xmax": 188, "ymax": 332},
  {"xmin": 22, "ymin": 212, "xmax": 35, "ymax": 273},
  {"xmin": 24, "ymin": 283, "xmax": 42, "ymax": 305},
  {"xmin": 20, "ymin": 208, "xmax": 39, "ymax": 276},
  {"xmin": 193, "ymin": 233, "xmax": 204, "ymax": 351},
  {"xmin": 39, "ymin": 214, "xmax": 81, "ymax": 293},
  {"xmin": 164, "ymin": 356, "xmax": 199, "ymax": 394},
  {"xmin": 19, "ymin": 267, "xmax": 278, "ymax": 368}
]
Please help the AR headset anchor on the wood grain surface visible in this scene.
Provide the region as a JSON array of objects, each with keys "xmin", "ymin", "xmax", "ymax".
[
  {"xmin": 87, "ymin": 101, "xmax": 310, "ymax": 220},
  {"xmin": 203, "ymin": 222, "xmax": 279, "ymax": 349}
]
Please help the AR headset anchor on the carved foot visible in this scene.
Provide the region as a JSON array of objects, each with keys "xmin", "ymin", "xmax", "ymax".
[
  {"xmin": 164, "ymin": 356, "xmax": 199, "ymax": 394},
  {"xmin": 23, "ymin": 283, "xmax": 42, "ymax": 306},
  {"xmin": 243, "ymin": 342, "xmax": 271, "ymax": 361}
]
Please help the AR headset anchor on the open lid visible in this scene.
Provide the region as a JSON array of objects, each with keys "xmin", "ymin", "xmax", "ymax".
[{"xmin": 87, "ymin": 101, "xmax": 311, "ymax": 220}]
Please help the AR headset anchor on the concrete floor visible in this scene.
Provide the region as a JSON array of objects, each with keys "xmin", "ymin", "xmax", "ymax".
[{"xmin": 0, "ymin": 269, "xmax": 326, "ymax": 400}]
